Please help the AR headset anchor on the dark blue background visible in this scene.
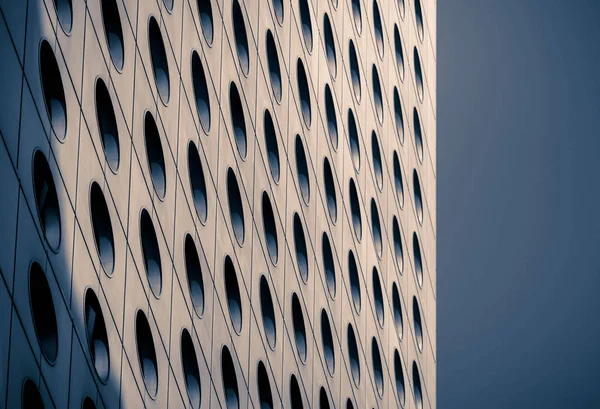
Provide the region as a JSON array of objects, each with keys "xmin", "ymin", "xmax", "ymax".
[{"xmin": 439, "ymin": 0, "xmax": 600, "ymax": 407}]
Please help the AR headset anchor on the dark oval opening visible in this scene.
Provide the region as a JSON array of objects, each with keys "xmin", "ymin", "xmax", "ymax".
[
  {"xmin": 348, "ymin": 250, "xmax": 361, "ymax": 313},
  {"xmin": 415, "ymin": 0, "xmax": 424, "ymax": 41},
  {"xmin": 372, "ymin": 266, "xmax": 384, "ymax": 327},
  {"xmin": 229, "ymin": 83, "xmax": 247, "ymax": 159},
  {"xmin": 347, "ymin": 323, "xmax": 360, "ymax": 386},
  {"xmin": 101, "ymin": 0, "xmax": 124, "ymax": 70},
  {"xmin": 222, "ymin": 346, "xmax": 240, "ymax": 409},
  {"xmin": 266, "ymin": 30, "xmax": 282, "ymax": 103},
  {"xmin": 319, "ymin": 387, "xmax": 331, "ymax": 409},
  {"xmin": 372, "ymin": 65, "xmax": 384, "ymax": 123},
  {"xmin": 262, "ymin": 192, "xmax": 279, "ymax": 265},
  {"xmin": 372, "ymin": 337, "xmax": 384, "ymax": 396},
  {"xmin": 40, "ymin": 40, "xmax": 67, "ymax": 140},
  {"xmin": 22, "ymin": 379, "xmax": 44, "ymax": 409},
  {"xmin": 136, "ymin": 310, "xmax": 158, "ymax": 397},
  {"xmin": 371, "ymin": 131, "xmax": 383, "ymax": 190},
  {"xmin": 184, "ymin": 234, "xmax": 206, "ymax": 317},
  {"xmin": 414, "ymin": 48, "xmax": 424, "ymax": 102},
  {"xmin": 324, "ymin": 85, "xmax": 338, "ymax": 149},
  {"xmin": 259, "ymin": 275, "xmax": 277, "ymax": 349},
  {"xmin": 95, "ymin": 78, "xmax": 120, "ymax": 171},
  {"xmin": 392, "ymin": 216, "xmax": 404, "ymax": 274},
  {"xmin": 349, "ymin": 179, "xmax": 362, "ymax": 240},
  {"xmin": 349, "ymin": 41, "xmax": 361, "ymax": 102},
  {"xmin": 394, "ymin": 350, "xmax": 406, "ymax": 406},
  {"xmin": 392, "ymin": 282, "xmax": 403, "ymax": 339},
  {"xmin": 370, "ymin": 199, "xmax": 382, "ymax": 259},
  {"xmin": 413, "ymin": 296, "xmax": 423, "ymax": 352},
  {"xmin": 413, "ymin": 108, "xmax": 423, "ymax": 162},
  {"xmin": 295, "ymin": 135, "xmax": 310, "ymax": 204},
  {"xmin": 257, "ymin": 361, "xmax": 274, "ymax": 409},
  {"xmin": 321, "ymin": 309, "xmax": 335, "ymax": 375},
  {"xmin": 394, "ymin": 25, "xmax": 405, "ymax": 81},
  {"xmin": 226, "ymin": 168, "xmax": 245, "ymax": 246},
  {"xmin": 293, "ymin": 213, "xmax": 309, "ymax": 282},
  {"xmin": 348, "ymin": 109, "xmax": 360, "ymax": 171},
  {"xmin": 413, "ymin": 233, "xmax": 423, "ymax": 288},
  {"xmin": 346, "ymin": 398, "xmax": 355, "ymax": 409},
  {"xmin": 29, "ymin": 262, "xmax": 58, "ymax": 363},
  {"xmin": 148, "ymin": 17, "xmax": 170, "ymax": 103},
  {"xmin": 232, "ymin": 0, "xmax": 249, "ymax": 75},
  {"xmin": 53, "ymin": 0, "xmax": 72, "ymax": 33},
  {"xmin": 188, "ymin": 140, "xmax": 208, "ymax": 223},
  {"xmin": 144, "ymin": 111, "xmax": 166, "ymax": 198},
  {"xmin": 351, "ymin": 0, "xmax": 362, "ymax": 34},
  {"xmin": 181, "ymin": 328, "xmax": 201, "ymax": 409},
  {"xmin": 393, "ymin": 152, "xmax": 404, "ymax": 207},
  {"xmin": 323, "ymin": 14, "xmax": 337, "ymax": 78},
  {"xmin": 299, "ymin": 0, "xmax": 312, "ymax": 52},
  {"xmin": 323, "ymin": 158, "xmax": 337, "ymax": 223},
  {"xmin": 413, "ymin": 362, "xmax": 423, "ymax": 409},
  {"xmin": 163, "ymin": 0, "xmax": 173, "ymax": 12},
  {"xmin": 291, "ymin": 293, "xmax": 307, "ymax": 362},
  {"xmin": 297, "ymin": 60, "xmax": 312, "ymax": 127},
  {"xmin": 90, "ymin": 182, "xmax": 115, "ymax": 275},
  {"xmin": 82, "ymin": 396, "xmax": 97, "ymax": 409},
  {"xmin": 140, "ymin": 208, "xmax": 162, "ymax": 297},
  {"xmin": 272, "ymin": 0, "xmax": 284, "ymax": 24},
  {"xmin": 197, "ymin": 0, "xmax": 214, "ymax": 45},
  {"xmin": 224, "ymin": 256, "xmax": 243, "ymax": 334},
  {"xmin": 290, "ymin": 374, "xmax": 304, "ymax": 409},
  {"xmin": 373, "ymin": 0, "xmax": 384, "ymax": 58},
  {"xmin": 393, "ymin": 87, "xmax": 404, "ymax": 144},
  {"xmin": 413, "ymin": 170, "xmax": 424, "ymax": 224},
  {"xmin": 322, "ymin": 232, "xmax": 336, "ymax": 299},
  {"xmin": 264, "ymin": 109, "xmax": 280, "ymax": 183},
  {"xmin": 33, "ymin": 150, "xmax": 61, "ymax": 250},
  {"xmin": 191, "ymin": 51, "xmax": 211, "ymax": 133}
]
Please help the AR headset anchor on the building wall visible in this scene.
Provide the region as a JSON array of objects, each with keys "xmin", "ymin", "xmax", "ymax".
[{"xmin": 0, "ymin": 0, "xmax": 435, "ymax": 408}]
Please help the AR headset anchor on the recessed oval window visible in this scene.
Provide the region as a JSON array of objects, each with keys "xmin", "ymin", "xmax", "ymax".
[
  {"xmin": 184, "ymin": 234, "xmax": 206, "ymax": 317},
  {"xmin": 415, "ymin": 0, "xmax": 424, "ymax": 41},
  {"xmin": 349, "ymin": 178, "xmax": 362, "ymax": 241},
  {"xmin": 188, "ymin": 141, "xmax": 208, "ymax": 224},
  {"xmin": 413, "ymin": 170, "xmax": 424, "ymax": 225},
  {"xmin": 413, "ymin": 233, "xmax": 423, "ymax": 288},
  {"xmin": 413, "ymin": 108, "xmax": 423, "ymax": 162},
  {"xmin": 323, "ymin": 14, "xmax": 337, "ymax": 78},
  {"xmin": 413, "ymin": 296, "xmax": 423, "ymax": 352},
  {"xmin": 351, "ymin": 0, "xmax": 362, "ymax": 34},
  {"xmin": 181, "ymin": 328, "xmax": 201, "ymax": 409},
  {"xmin": 272, "ymin": 0, "xmax": 284, "ymax": 24},
  {"xmin": 394, "ymin": 350, "xmax": 406, "ymax": 406},
  {"xmin": 347, "ymin": 323, "xmax": 360, "ymax": 386},
  {"xmin": 53, "ymin": 0, "xmax": 72, "ymax": 34},
  {"xmin": 40, "ymin": 40, "xmax": 67, "ymax": 140},
  {"xmin": 232, "ymin": 0, "xmax": 250, "ymax": 75},
  {"xmin": 82, "ymin": 396, "xmax": 97, "ymax": 409},
  {"xmin": 191, "ymin": 51, "xmax": 211, "ymax": 133},
  {"xmin": 321, "ymin": 309, "xmax": 335, "ymax": 375},
  {"xmin": 392, "ymin": 216, "xmax": 404, "ymax": 274},
  {"xmin": 392, "ymin": 282, "xmax": 403, "ymax": 339},
  {"xmin": 33, "ymin": 150, "xmax": 61, "ymax": 251},
  {"xmin": 95, "ymin": 78, "xmax": 120, "ymax": 171},
  {"xmin": 259, "ymin": 275, "xmax": 277, "ymax": 349},
  {"xmin": 148, "ymin": 17, "xmax": 170, "ymax": 104},
  {"xmin": 349, "ymin": 41, "xmax": 361, "ymax": 102},
  {"xmin": 372, "ymin": 266, "xmax": 385, "ymax": 328},
  {"xmin": 144, "ymin": 111, "xmax": 166, "ymax": 199},
  {"xmin": 393, "ymin": 88, "xmax": 404, "ymax": 144},
  {"xmin": 372, "ymin": 337, "xmax": 384, "ymax": 397},
  {"xmin": 257, "ymin": 361, "xmax": 274, "ymax": 409},
  {"xmin": 229, "ymin": 83, "xmax": 247, "ymax": 159},
  {"xmin": 412, "ymin": 362, "xmax": 423, "ymax": 409},
  {"xmin": 398, "ymin": 0, "xmax": 405, "ymax": 19},
  {"xmin": 393, "ymin": 26, "xmax": 405, "ymax": 81},
  {"xmin": 85, "ymin": 288, "xmax": 110, "ymax": 382},
  {"xmin": 101, "ymin": 0, "xmax": 124, "ymax": 70},
  {"xmin": 135, "ymin": 310, "xmax": 158, "ymax": 397},
  {"xmin": 348, "ymin": 250, "xmax": 361, "ymax": 313},
  {"xmin": 197, "ymin": 0, "xmax": 214, "ymax": 45},
  {"xmin": 290, "ymin": 374, "xmax": 304, "ymax": 409},
  {"xmin": 393, "ymin": 152, "xmax": 404, "ymax": 207},
  {"xmin": 372, "ymin": 66, "xmax": 384, "ymax": 123},
  {"xmin": 346, "ymin": 398, "xmax": 355, "ymax": 409},
  {"xmin": 22, "ymin": 379, "xmax": 44, "ymax": 409},
  {"xmin": 224, "ymin": 256, "xmax": 243, "ymax": 334},
  {"xmin": 222, "ymin": 346, "xmax": 240, "ymax": 409},
  {"xmin": 295, "ymin": 135, "xmax": 310, "ymax": 204},
  {"xmin": 324, "ymin": 85, "xmax": 338, "ymax": 149},
  {"xmin": 291, "ymin": 293, "xmax": 307, "ymax": 362},
  {"xmin": 266, "ymin": 30, "xmax": 282, "ymax": 103},
  {"xmin": 226, "ymin": 168, "xmax": 245, "ymax": 246},
  {"xmin": 414, "ymin": 48, "xmax": 424, "ymax": 102},
  {"xmin": 321, "ymin": 232, "xmax": 336, "ymax": 299},
  {"xmin": 373, "ymin": 0, "xmax": 384, "ymax": 58},
  {"xmin": 90, "ymin": 182, "xmax": 115, "ymax": 275},
  {"xmin": 298, "ymin": 0, "xmax": 312, "ymax": 52},
  {"xmin": 371, "ymin": 131, "xmax": 383, "ymax": 190},
  {"xmin": 293, "ymin": 213, "xmax": 309, "ymax": 283},
  {"xmin": 297, "ymin": 59, "xmax": 312, "ymax": 128},
  {"xmin": 140, "ymin": 209, "xmax": 162, "ymax": 297},
  {"xmin": 319, "ymin": 387, "xmax": 331, "ymax": 409},
  {"xmin": 262, "ymin": 192, "xmax": 279, "ymax": 265},
  {"xmin": 323, "ymin": 158, "xmax": 337, "ymax": 223},
  {"xmin": 370, "ymin": 199, "xmax": 382, "ymax": 259},
  {"xmin": 29, "ymin": 262, "xmax": 58, "ymax": 363},
  {"xmin": 348, "ymin": 109, "xmax": 360, "ymax": 171},
  {"xmin": 264, "ymin": 110, "xmax": 281, "ymax": 182}
]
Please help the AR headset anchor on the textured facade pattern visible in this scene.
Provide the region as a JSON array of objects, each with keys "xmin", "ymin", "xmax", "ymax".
[{"xmin": 0, "ymin": 0, "xmax": 436, "ymax": 408}]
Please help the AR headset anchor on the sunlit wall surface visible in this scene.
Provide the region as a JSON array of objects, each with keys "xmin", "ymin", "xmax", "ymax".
[{"xmin": 0, "ymin": 0, "xmax": 435, "ymax": 407}]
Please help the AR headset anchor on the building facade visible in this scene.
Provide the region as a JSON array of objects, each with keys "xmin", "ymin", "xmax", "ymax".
[{"xmin": 0, "ymin": 0, "xmax": 436, "ymax": 407}]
